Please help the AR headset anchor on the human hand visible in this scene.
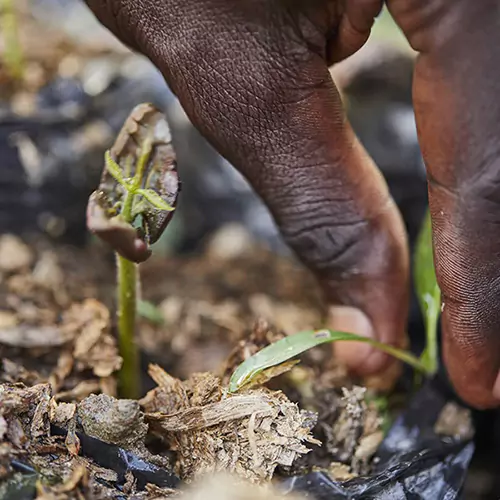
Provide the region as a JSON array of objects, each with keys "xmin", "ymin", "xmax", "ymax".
[
  {"xmin": 84, "ymin": 0, "xmax": 500, "ymax": 408},
  {"xmin": 388, "ymin": 0, "xmax": 500, "ymax": 408}
]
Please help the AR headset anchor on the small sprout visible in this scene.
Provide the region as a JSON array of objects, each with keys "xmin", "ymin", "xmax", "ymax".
[
  {"xmin": 414, "ymin": 210, "xmax": 441, "ymax": 375},
  {"xmin": 229, "ymin": 329, "xmax": 429, "ymax": 393},
  {"xmin": 87, "ymin": 103, "xmax": 179, "ymax": 399},
  {"xmin": 87, "ymin": 103, "xmax": 179, "ymax": 264}
]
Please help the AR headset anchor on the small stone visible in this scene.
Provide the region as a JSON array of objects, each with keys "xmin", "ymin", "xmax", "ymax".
[{"xmin": 77, "ymin": 394, "xmax": 148, "ymax": 448}]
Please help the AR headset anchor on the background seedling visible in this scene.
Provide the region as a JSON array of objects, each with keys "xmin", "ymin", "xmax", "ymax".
[
  {"xmin": 228, "ymin": 329, "xmax": 429, "ymax": 393},
  {"xmin": 414, "ymin": 210, "xmax": 441, "ymax": 375},
  {"xmin": 229, "ymin": 210, "xmax": 440, "ymax": 393},
  {"xmin": 87, "ymin": 103, "xmax": 179, "ymax": 399},
  {"xmin": 1, "ymin": 0, "xmax": 24, "ymax": 81}
]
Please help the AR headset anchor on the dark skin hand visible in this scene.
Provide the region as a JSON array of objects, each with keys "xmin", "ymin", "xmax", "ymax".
[{"xmin": 84, "ymin": 0, "xmax": 500, "ymax": 409}]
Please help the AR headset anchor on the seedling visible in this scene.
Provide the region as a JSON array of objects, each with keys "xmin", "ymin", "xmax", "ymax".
[
  {"xmin": 0, "ymin": 0, "xmax": 24, "ymax": 81},
  {"xmin": 229, "ymin": 210, "xmax": 440, "ymax": 393},
  {"xmin": 87, "ymin": 103, "xmax": 179, "ymax": 399},
  {"xmin": 414, "ymin": 210, "xmax": 441, "ymax": 374}
]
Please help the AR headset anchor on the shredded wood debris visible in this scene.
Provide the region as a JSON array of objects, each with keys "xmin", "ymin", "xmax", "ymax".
[{"xmin": 143, "ymin": 365, "xmax": 319, "ymax": 483}]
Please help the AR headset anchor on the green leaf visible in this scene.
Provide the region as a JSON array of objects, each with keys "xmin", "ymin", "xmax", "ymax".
[
  {"xmin": 414, "ymin": 210, "xmax": 441, "ymax": 374},
  {"xmin": 131, "ymin": 198, "xmax": 148, "ymax": 219},
  {"xmin": 228, "ymin": 329, "xmax": 429, "ymax": 393},
  {"xmin": 137, "ymin": 299, "xmax": 165, "ymax": 325},
  {"xmin": 136, "ymin": 189, "xmax": 175, "ymax": 212},
  {"xmin": 105, "ymin": 150, "xmax": 127, "ymax": 186}
]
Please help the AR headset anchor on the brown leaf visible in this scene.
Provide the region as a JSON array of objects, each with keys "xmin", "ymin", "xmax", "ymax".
[
  {"xmin": 62, "ymin": 299, "xmax": 122, "ymax": 378},
  {"xmin": 55, "ymin": 380, "xmax": 101, "ymax": 402}
]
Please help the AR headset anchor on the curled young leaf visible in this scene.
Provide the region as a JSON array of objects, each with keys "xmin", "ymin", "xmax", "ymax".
[
  {"xmin": 87, "ymin": 191, "xmax": 152, "ymax": 263},
  {"xmin": 86, "ymin": 103, "xmax": 180, "ymax": 263}
]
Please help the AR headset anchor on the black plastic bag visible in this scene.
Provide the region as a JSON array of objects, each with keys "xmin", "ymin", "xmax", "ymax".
[{"xmin": 281, "ymin": 378, "xmax": 474, "ymax": 499}]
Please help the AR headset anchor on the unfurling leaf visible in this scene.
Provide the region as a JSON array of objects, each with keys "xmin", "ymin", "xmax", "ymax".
[
  {"xmin": 136, "ymin": 188, "xmax": 175, "ymax": 212},
  {"xmin": 414, "ymin": 210, "xmax": 441, "ymax": 374},
  {"xmin": 104, "ymin": 150, "xmax": 127, "ymax": 186},
  {"xmin": 86, "ymin": 103, "xmax": 180, "ymax": 263},
  {"xmin": 229, "ymin": 329, "xmax": 428, "ymax": 393}
]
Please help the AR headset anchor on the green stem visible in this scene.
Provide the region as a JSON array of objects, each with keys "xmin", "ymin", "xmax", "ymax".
[
  {"xmin": 365, "ymin": 337, "xmax": 430, "ymax": 374},
  {"xmin": 114, "ymin": 140, "xmax": 153, "ymax": 399},
  {"xmin": 116, "ymin": 254, "xmax": 139, "ymax": 399},
  {"xmin": 1, "ymin": 0, "xmax": 24, "ymax": 81}
]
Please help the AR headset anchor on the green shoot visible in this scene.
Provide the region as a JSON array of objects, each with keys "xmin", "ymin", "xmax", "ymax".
[
  {"xmin": 229, "ymin": 329, "xmax": 429, "ymax": 393},
  {"xmin": 87, "ymin": 104, "xmax": 179, "ymax": 400},
  {"xmin": 0, "ymin": 0, "xmax": 24, "ymax": 81},
  {"xmin": 114, "ymin": 143, "xmax": 152, "ymax": 400},
  {"xmin": 414, "ymin": 210, "xmax": 441, "ymax": 375}
]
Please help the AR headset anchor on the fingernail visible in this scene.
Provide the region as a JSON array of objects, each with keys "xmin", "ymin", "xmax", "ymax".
[
  {"xmin": 328, "ymin": 306, "xmax": 374, "ymax": 338},
  {"xmin": 328, "ymin": 306, "xmax": 376, "ymax": 371}
]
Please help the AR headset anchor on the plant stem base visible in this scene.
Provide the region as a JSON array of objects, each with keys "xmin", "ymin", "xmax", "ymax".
[{"xmin": 117, "ymin": 253, "xmax": 140, "ymax": 399}]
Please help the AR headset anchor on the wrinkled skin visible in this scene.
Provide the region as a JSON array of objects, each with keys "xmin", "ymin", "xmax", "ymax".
[{"xmin": 85, "ymin": 0, "xmax": 500, "ymax": 409}]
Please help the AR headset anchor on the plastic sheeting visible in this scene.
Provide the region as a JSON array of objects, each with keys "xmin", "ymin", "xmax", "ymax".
[{"xmin": 282, "ymin": 379, "xmax": 474, "ymax": 499}]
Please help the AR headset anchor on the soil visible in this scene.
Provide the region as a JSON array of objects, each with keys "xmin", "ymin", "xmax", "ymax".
[{"xmin": 0, "ymin": 232, "xmax": 473, "ymax": 499}]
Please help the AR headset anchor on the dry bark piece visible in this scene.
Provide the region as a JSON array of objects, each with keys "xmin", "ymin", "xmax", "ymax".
[
  {"xmin": 148, "ymin": 394, "xmax": 276, "ymax": 432},
  {"xmin": 0, "ymin": 415, "xmax": 7, "ymax": 441},
  {"xmin": 144, "ymin": 368, "xmax": 318, "ymax": 483},
  {"xmin": 49, "ymin": 401, "xmax": 77, "ymax": 426},
  {"xmin": 65, "ymin": 416, "xmax": 81, "ymax": 456},
  {"xmin": 0, "ymin": 383, "xmax": 52, "ymax": 447}
]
